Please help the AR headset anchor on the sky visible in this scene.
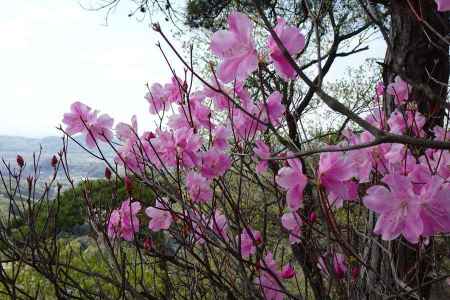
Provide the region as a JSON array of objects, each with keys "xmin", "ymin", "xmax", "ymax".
[{"xmin": 0, "ymin": 0, "xmax": 385, "ymax": 138}]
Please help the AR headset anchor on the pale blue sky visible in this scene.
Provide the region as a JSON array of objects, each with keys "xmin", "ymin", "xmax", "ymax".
[{"xmin": 0, "ymin": 0, "xmax": 385, "ymax": 138}]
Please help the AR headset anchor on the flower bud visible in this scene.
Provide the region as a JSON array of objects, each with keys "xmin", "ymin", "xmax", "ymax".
[
  {"xmin": 124, "ymin": 176, "xmax": 133, "ymax": 193},
  {"xmin": 280, "ymin": 264, "xmax": 296, "ymax": 279},
  {"xmin": 105, "ymin": 167, "xmax": 112, "ymax": 180},
  {"xmin": 351, "ymin": 266, "xmax": 360, "ymax": 281},
  {"xmin": 16, "ymin": 155, "xmax": 24, "ymax": 168},
  {"xmin": 308, "ymin": 211, "xmax": 317, "ymax": 223},
  {"xmin": 51, "ymin": 155, "xmax": 58, "ymax": 168},
  {"xmin": 143, "ymin": 237, "xmax": 153, "ymax": 251}
]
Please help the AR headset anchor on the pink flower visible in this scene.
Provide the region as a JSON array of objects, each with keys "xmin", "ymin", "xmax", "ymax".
[
  {"xmin": 332, "ymin": 253, "xmax": 348, "ymax": 280},
  {"xmin": 363, "ymin": 175, "xmax": 423, "ymax": 243},
  {"xmin": 317, "ymin": 252, "xmax": 347, "ymax": 280},
  {"xmin": 62, "ymin": 101, "xmax": 114, "ymax": 148},
  {"xmin": 375, "ymin": 81, "xmax": 385, "ymax": 97},
  {"xmin": 152, "ymin": 128, "xmax": 202, "ymax": 168},
  {"xmin": 280, "ymin": 264, "xmax": 296, "ymax": 279},
  {"xmin": 254, "ymin": 140, "xmax": 271, "ymax": 174},
  {"xmin": 107, "ymin": 199, "xmax": 142, "ymax": 241},
  {"xmin": 319, "ymin": 152, "xmax": 358, "ymax": 208},
  {"xmin": 209, "ymin": 210, "xmax": 229, "ymax": 241},
  {"xmin": 417, "ymin": 176, "xmax": 450, "ymax": 237},
  {"xmin": 146, "ymin": 198, "xmax": 173, "ymax": 232},
  {"xmin": 107, "ymin": 210, "xmax": 121, "ymax": 239},
  {"xmin": 259, "ymin": 91, "xmax": 285, "ymax": 125},
  {"xmin": 200, "ymin": 149, "xmax": 232, "ymax": 179},
  {"xmin": 168, "ymin": 91, "xmax": 212, "ymax": 130},
  {"xmin": 85, "ymin": 114, "xmax": 114, "ymax": 148},
  {"xmin": 386, "ymin": 76, "xmax": 411, "ymax": 105},
  {"xmin": 276, "ymin": 155, "xmax": 307, "ymax": 211},
  {"xmin": 210, "ymin": 12, "xmax": 258, "ymax": 83},
  {"xmin": 345, "ymin": 132, "xmax": 375, "ymax": 183},
  {"xmin": 146, "ymin": 83, "xmax": 169, "ymax": 114},
  {"xmin": 255, "ymin": 252, "xmax": 285, "ymax": 300},
  {"xmin": 186, "ymin": 172, "xmax": 213, "ymax": 203},
  {"xmin": 436, "ymin": 0, "xmax": 450, "ymax": 11},
  {"xmin": 281, "ymin": 211, "xmax": 302, "ymax": 244},
  {"xmin": 115, "ymin": 115, "xmax": 138, "ymax": 143},
  {"xmin": 231, "ymin": 106, "xmax": 261, "ymax": 139},
  {"xmin": 237, "ymin": 228, "xmax": 262, "ymax": 258},
  {"xmin": 268, "ymin": 17, "xmax": 305, "ymax": 80},
  {"xmin": 62, "ymin": 101, "xmax": 96, "ymax": 135},
  {"xmin": 387, "ymin": 109, "xmax": 426, "ymax": 135},
  {"xmin": 212, "ymin": 126, "xmax": 232, "ymax": 150},
  {"xmin": 166, "ymin": 76, "xmax": 185, "ymax": 103},
  {"xmin": 203, "ymin": 79, "xmax": 232, "ymax": 111}
]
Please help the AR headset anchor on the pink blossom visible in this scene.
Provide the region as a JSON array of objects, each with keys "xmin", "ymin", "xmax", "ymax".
[
  {"xmin": 345, "ymin": 131, "xmax": 375, "ymax": 182},
  {"xmin": 209, "ymin": 210, "xmax": 229, "ymax": 240},
  {"xmin": 168, "ymin": 92, "xmax": 212, "ymax": 130},
  {"xmin": 203, "ymin": 79, "xmax": 232, "ymax": 111},
  {"xmin": 276, "ymin": 155, "xmax": 307, "ymax": 211},
  {"xmin": 254, "ymin": 140, "xmax": 271, "ymax": 174},
  {"xmin": 436, "ymin": 0, "xmax": 450, "ymax": 11},
  {"xmin": 387, "ymin": 109, "xmax": 426, "ymax": 135},
  {"xmin": 210, "ymin": 12, "xmax": 258, "ymax": 83},
  {"xmin": 332, "ymin": 253, "xmax": 348, "ymax": 280},
  {"xmin": 212, "ymin": 126, "xmax": 232, "ymax": 150},
  {"xmin": 280, "ymin": 264, "xmax": 296, "ymax": 279},
  {"xmin": 231, "ymin": 103, "xmax": 262, "ymax": 139},
  {"xmin": 417, "ymin": 176, "xmax": 450, "ymax": 237},
  {"xmin": 186, "ymin": 172, "xmax": 213, "ymax": 203},
  {"xmin": 200, "ymin": 148, "xmax": 232, "ymax": 179},
  {"xmin": 237, "ymin": 228, "xmax": 262, "ymax": 258},
  {"xmin": 145, "ymin": 198, "xmax": 173, "ymax": 232},
  {"xmin": 259, "ymin": 91, "xmax": 285, "ymax": 125},
  {"xmin": 166, "ymin": 76, "xmax": 185, "ymax": 103},
  {"xmin": 281, "ymin": 211, "xmax": 302, "ymax": 244},
  {"xmin": 107, "ymin": 199, "xmax": 142, "ymax": 241},
  {"xmin": 433, "ymin": 125, "xmax": 449, "ymax": 141},
  {"xmin": 115, "ymin": 115, "xmax": 138, "ymax": 143},
  {"xmin": 255, "ymin": 252, "xmax": 284, "ymax": 300},
  {"xmin": 268, "ymin": 17, "xmax": 305, "ymax": 80},
  {"xmin": 85, "ymin": 114, "xmax": 114, "ymax": 148},
  {"xmin": 107, "ymin": 210, "xmax": 121, "ymax": 240},
  {"xmin": 62, "ymin": 102, "xmax": 114, "ymax": 148},
  {"xmin": 365, "ymin": 107, "xmax": 387, "ymax": 130},
  {"xmin": 386, "ymin": 76, "xmax": 411, "ymax": 105},
  {"xmin": 375, "ymin": 81, "xmax": 385, "ymax": 97},
  {"xmin": 62, "ymin": 101, "xmax": 96, "ymax": 135},
  {"xmin": 319, "ymin": 152, "xmax": 358, "ymax": 208},
  {"xmin": 317, "ymin": 252, "xmax": 347, "ymax": 279},
  {"xmin": 152, "ymin": 128, "xmax": 202, "ymax": 168},
  {"xmin": 363, "ymin": 175, "xmax": 423, "ymax": 243},
  {"xmin": 146, "ymin": 83, "xmax": 169, "ymax": 114}
]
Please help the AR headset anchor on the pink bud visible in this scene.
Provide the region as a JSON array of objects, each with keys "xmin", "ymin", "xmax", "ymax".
[
  {"xmin": 308, "ymin": 211, "xmax": 317, "ymax": 223},
  {"xmin": 143, "ymin": 237, "xmax": 153, "ymax": 251},
  {"xmin": 105, "ymin": 167, "xmax": 112, "ymax": 180},
  {"xmin": 351, "ymin": 266, "xmax": 360, "ymax": 281},
  {"xmin": 280, "ymin": 264, "xmax": 296, "ymax": 279},
  {"xmin": 124, "ymin": 176, "xmax": 133, "ymax": 193},
  {"xmin": 16, "ymin": 155, "xmax": 24, "ymax": 168},
  {"xmin": 51, "ymin": 155, "xmax": 58, "ymax": 168}
]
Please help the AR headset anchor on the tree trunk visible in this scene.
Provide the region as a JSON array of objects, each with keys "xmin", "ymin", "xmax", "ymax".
[{"xmin": 379, "ymin": 1, "xmax": 449, "ymax": 299}]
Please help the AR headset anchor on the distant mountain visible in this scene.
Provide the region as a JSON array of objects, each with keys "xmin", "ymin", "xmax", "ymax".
[{"xmin": 0, "ymin": 135, "xmax": 114, "ymax": 181}]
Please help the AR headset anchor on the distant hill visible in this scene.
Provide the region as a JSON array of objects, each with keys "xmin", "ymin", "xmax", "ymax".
[{"xmin": 0, "ymin": 135, "xmax": 115, "ymax": 181}]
